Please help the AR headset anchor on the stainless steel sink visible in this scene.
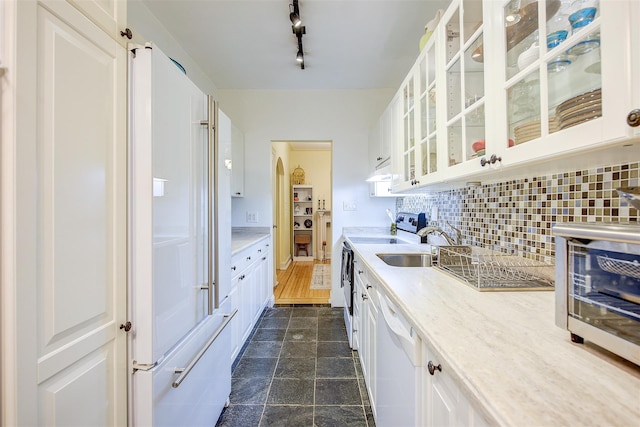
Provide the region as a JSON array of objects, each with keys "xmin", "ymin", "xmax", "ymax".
[{"xmin": 376, "ymin": 253, "xmax": 433, "ymax": 267}]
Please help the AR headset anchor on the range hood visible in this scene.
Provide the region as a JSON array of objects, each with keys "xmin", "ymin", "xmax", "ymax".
[{"xmin": 366, "ymin": 163, "xmax": 392, "ymax": 182}]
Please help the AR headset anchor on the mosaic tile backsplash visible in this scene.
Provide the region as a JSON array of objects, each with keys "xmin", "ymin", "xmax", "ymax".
[{"xmin": 397, "ymin": 162, "xmax": 640, "ymax": 265}]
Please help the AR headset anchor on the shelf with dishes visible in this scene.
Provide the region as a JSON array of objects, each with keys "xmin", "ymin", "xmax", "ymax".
[{"xmin": 473, "ymin": 0, "xmax": 561, "ymax": 63}]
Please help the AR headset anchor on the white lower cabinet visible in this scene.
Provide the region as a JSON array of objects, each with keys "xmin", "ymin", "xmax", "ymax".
[
  {"xmin": 422, "ymin": 341, "xmax": 489, "ymax": 427},
  {"xmin": 360, "ymin": 275, "xmax": 378, "ymax": 417},
  {"xmin": 229, "ymin": 237, "xmax": 273, "ymax": 362},
  {"xmin": 351, "ymin": 255, "xmax": 490, "ymax": 427}
]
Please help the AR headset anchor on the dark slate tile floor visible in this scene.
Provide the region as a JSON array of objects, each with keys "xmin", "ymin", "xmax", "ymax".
[{"xmin": 216, "ymin": 307, "xmax": 375, "ymax": 427}]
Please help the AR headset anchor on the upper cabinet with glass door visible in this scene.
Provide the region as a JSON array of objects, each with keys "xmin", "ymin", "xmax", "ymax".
[
  {"xmin": 440, "ymin": 0, "xmax": 488, "ymax": 177},
  {"xmin": 493, "ymin": 0, "xmax": 634, "ymax": 166},
  {"xmin": 394, "ymin": 67, "xmax": 420, "ymax": 191},
  {"xmin": 415, "ymin": 30, "xmax": 440, "ymax": 185}
]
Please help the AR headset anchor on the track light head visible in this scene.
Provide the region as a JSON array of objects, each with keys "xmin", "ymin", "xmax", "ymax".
[
  {"xmin": 296, "ymin": 50, "xmax": 304, "ymax": 63},
  {"xmin": 290, "ymin": 11, "xmax": 302, "ymax": 28}
]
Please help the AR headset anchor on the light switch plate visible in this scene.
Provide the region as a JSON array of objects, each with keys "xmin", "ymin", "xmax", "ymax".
[{"xmin": 246, "ymin": 211, "xmax": 258, "ymax": 223}]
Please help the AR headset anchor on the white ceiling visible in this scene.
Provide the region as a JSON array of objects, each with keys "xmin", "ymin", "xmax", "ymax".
[{"xmin": 140, "ymin": 0, "xmax": 451, "ymax": 91}]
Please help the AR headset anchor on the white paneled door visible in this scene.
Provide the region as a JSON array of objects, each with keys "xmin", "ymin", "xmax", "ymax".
[{"xmin": 2, "ymin": 1, "xmax": 127, "ymax": 425}]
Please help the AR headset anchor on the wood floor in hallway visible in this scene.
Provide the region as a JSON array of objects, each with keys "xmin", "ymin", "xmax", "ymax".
[{"xmin": 274, "ymin": 260, "xmax": 331, "ymax": 305}]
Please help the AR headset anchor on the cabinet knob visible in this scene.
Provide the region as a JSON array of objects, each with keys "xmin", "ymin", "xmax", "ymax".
[
  {"xmin": 361, "ymin": 294, "xmax": 368, "ymax": 301},
  {"xmin": 366, "ymin": 284, "xmax": 372, "ymax": 289},
  {"xmin": 490, "ymin": 154, "xmax": 502, "ymax": 164},
  {"xmin": 427, "ymin": 361, "xmax": 442, "ymax": 375},
  {"xmin": 358, "ymin": 270, "xmax": 364, "ymax": 275},
  {"xmin": 627, "ymin": 109, "xmax": 640, "ymax": 127},
  {"xmin": 480, "ymin": 157, "xmax": 489, "ymax": 167},
  {"xmin": 377, "ymin": 156, "xmax": 383, "ymax": 161},
  {"xmin": 120, "ymin": 28, "xmax": 133, "ymax": 39}
]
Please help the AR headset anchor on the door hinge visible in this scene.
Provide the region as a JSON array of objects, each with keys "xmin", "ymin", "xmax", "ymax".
[
  {"xmin": 200, "ymin": 120, "xmax": 215, "ymax": 131},
  {"xmin": 119, "ymin": 321, "xmax": 132, "ymax": 332},
  {"xmin": 132, "ymin": 361, "xmax": 157, "ymax": 373}
]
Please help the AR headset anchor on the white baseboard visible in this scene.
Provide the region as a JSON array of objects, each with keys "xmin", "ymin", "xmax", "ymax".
[{"xmin": 278, "ymin": 256, "xmax": 291, "ymax": 271}]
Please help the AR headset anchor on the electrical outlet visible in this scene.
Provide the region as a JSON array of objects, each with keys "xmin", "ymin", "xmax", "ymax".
[
  {"xmin": 246, "ymin": 211, "xmax": 258, "ymax": 223},
  {"xmin": 343, "ymin": 200, "xmax": 357, "ymax": 211}
]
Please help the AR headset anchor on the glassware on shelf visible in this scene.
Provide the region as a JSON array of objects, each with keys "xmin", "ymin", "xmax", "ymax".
[
  {"xmin": 504, "ymin": 0, "xmax": 522, "ymax": 26},
  {"xmin": 568, "ymin": 0, "xmax": 598, "ymax": 29},
  {"xmin": 547, "ymin": 11, "xmax": 570, "ymax": 48},
  {"xmin": 548, "ymin": 54, "xmax": 571, "ymax": 73},
  {"xmin": 566, "ymin": 0, "xmax": 599, "ymax": 55}
]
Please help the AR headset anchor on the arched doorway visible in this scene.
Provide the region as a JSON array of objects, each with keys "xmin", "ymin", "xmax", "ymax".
[{"xmin": 271, "ymin": 141, "xmax": 332, "ymax": 305}]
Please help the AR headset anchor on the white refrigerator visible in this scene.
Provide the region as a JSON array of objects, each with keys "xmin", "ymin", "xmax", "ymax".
[{"xmin": 128, "ymin": 43, "xmax": 234, "ymax": 426}]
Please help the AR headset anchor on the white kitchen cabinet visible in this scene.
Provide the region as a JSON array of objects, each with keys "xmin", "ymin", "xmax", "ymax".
[
  {"xmin": 369, "ymin": 94, "xmax": 401, "ymax": 197},
  {"xmin": 67, "ymin": 0, "xmax": 128, "ymax": 45},
  {"xmin": 360, "ymin": 272, "xmax": 379, "ymax": 418},
  {"xmin": 229, "ymin": 237, "xmax": 272, "ymax": 362},
  {"xmin": 484, "ymin": 0, "xmax": 636, "ymax": 170},
  {"xmin": 369, "ymin": 95, "xmax": 397, "ymax": 172},
  {"xmin": 392, "ymin": 28, "xmax": 442, "ymax": 193},
  {"xmin": 351, "ymin": 258, "xmax": 379, "ymax": 420},
  {"xmin": 231, "ymin": 123, "xmax": 244, "ymax": 197},
  {"xmin": 394, "ymin": 68, "xmax": 420, "ymax": 191},
  {"xmin": 422, "ymin": 341, "xmax": 489, "ymax": 427},
  {"xmin": 369, "ymin": 113, "xmax": 383, "ymax": 173},
  {"xmin": 627, "ymin": 0, "xmax": 640, "ymax": 138},
  {"xmin": 228, "ymin": 283, "xmax": 242, "ymax": 362},
  {"xmin": 438, "ymin": 0, "xmax": 488, "ymax": 178},
  {"xmin": 4, "ymin": 0, "xmax": 128, "ymax": 424},
  {"xmin": 387, "ymin": 0, "xmax": 640, "ymax": 192},
  {"xmin": 369, "ymin": 181, "xmax": 395, "ymax": 198},
  {"xmin": 352, "ymin": 256, "xmax": 364, "ymax": 350},
  {"xmin": 255, "ymin": 239, "xmax": 273, "ymax": 314}
]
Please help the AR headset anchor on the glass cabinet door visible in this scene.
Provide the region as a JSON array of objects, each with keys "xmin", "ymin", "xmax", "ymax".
[
  {"xmin": 445, "ymin": 0, "xmax": 486, "ymax": 168},
  {"xmin": 400, "ymin": 73, "xmax": 418, "ymax": 185},
  {"xmin": 419, "ymin": 38, "xmax": 438, "ymax": 178},
  {"xmin": 504, "ymin": 0, "xmax": 603, "ymax": 146}
]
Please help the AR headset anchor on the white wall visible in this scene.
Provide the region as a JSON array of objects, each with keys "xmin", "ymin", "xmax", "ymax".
[
  {"xmin": 127, "ymin": 0, "xmax": 218, "ymax": 97},
  {"xmin": 219, "ymin": 89, "xmax": 398, "ymax": 305}
]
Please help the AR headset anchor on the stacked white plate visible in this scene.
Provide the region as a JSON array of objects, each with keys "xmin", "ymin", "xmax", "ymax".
[
  {"xmin": 556, "ymin": 88, "xmax": 602, "ymax": 130},
  {"xmin": 514, "ymin": 117, "xmax": 560, "ymax": 144}
]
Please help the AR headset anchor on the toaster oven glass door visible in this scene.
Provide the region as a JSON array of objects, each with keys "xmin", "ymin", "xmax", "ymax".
[{"xmin": 568, "ymin": 241, "xmax": 640, "ymax": 346}]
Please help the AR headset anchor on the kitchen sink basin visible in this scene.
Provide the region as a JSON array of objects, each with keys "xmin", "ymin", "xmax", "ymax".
[{"xmin": 376, "ymin": 253, "xmax": 433, "ymax": 267}]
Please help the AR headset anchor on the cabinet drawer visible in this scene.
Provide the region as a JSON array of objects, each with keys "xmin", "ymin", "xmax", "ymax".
[{"xmin": 231, "ymin": 237, "xmax": 270, "ymax": 276}]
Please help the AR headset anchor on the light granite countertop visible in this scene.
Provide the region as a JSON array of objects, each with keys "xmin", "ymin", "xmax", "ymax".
[
  {"xmin": 343, "ymin": 230, "xmax": 640, "ymax": 427},
  {"xmin": 231, "ymin": 228, "xmax": 270, "ymax": 255}
]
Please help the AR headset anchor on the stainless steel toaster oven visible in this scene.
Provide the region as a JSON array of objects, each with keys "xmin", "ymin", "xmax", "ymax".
[{"xmin": 554, "ymin": 223, "xmax": 640, "ymax": 366}]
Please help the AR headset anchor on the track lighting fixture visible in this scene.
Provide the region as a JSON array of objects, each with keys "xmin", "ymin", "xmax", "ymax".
[
  {"xmin": 289, "ymin": 0, "xmax": 305, "ymax": 69},
  {"xmin": 289, "ymin": 6, "xmax": 302, "ymax": 28}
]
